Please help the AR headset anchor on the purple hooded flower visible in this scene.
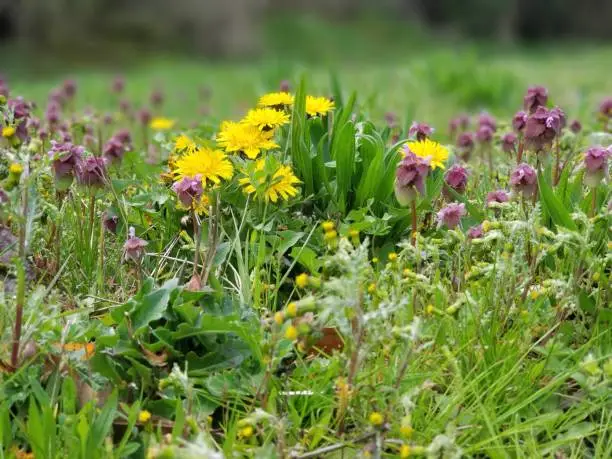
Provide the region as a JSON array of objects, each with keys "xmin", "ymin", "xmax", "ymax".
[
  {"xmin": 77, "ymin": 156, "xmax": 107, "ymax": 187},
  {"xmin": 279, "ymin": 80, "xmax": 291, "ymax": 93},
  {"xmin": 510, "ymin": 163, "xmax": 538, "ymax": 197},
  {"xmin": 476, "ymin": 125, "xmax": 494, "ymax": 143},
  {"xmin": 569, "ymin": 119, "xmax": 582, "ymax": 134},
  {"xmin": 114, "ymin": 129, "xmax": 132, "ymax": 145},
  {"xmin": 437, "ymin": 202, "xmax": 466, "ymax": 229},
  {"xmin": 112, "ymin": 75, "xmax": 125, "ymax": 94},
  {"xmin": 502, "ymin": 132, "xmax": 517, "ymax": 153},
  {"xmin": 123, "ymin": 227, "xmax": 148, "ymax": 263},
  {"xmin": 583, "ymin": 146, "xmax": 610, "ymax": 186},
  {"xmin": 409, "ymin": 122, "xmax": 434, "ymax": 141},
  {"xmin": 48, "ymin": 88, "xmax": 65, "ymax": 107},
  {"xmin": 103, "ymin": 211, "xmax": 119, "ymax": 234},
  {"xmin": 103, "ymin": 130, "xmax": 132, "ymax": 163},
  {"xmin": 524, "ymin": 86, "xmax": 548, "ymax": 113},
  {"xmin": 467, "ymin": 224, "xmax": 484, "ymax": 239},
  {"xmin": 172, "ymin": 175, "xmax": 204, "ymax": 208},
  {"xmin": 138, "ymin": 108, "xmax": 152, "ymax": 126},
  {"xmin": 486, "ymin": 189, "xmax": 510, "ymax": 206},
  {"xmin": 384, "ymin": 112, "xmax": 397, "ymax": 128},
  {"xmin": 478, "ymin": 112, "xmax": 497, "ymax": 132},
  {"xmin": 546, "ymin": 106, "xmax": 566, "ymax": 133},
  {"xmin": 525, "ymin": 107, "xmax": 557, "ymax": 150},
  {"xmin": 48, "ymin": 141, "xmax": 83, "ymax": 182},
  {"xmin": 8, "ymin": 97, "xmax": 31, "ymax": 120},
  {"xmin": 150, "ymin": 89, "xmax": 164, "ymax": 108},
  {"xmin": 394, "ymin": 152, "xmax": 431, "ymax": 206},
  {"xmin": 599, "ymin": 98, "xmax": 612, "ymax": 119},
  {"xmin": 444, "ymin": 164, "xmax": 469, "ymax": 194},
  {"xmin": 62, "ymin": 79, "xmax": 77, "ymax": 99},
  {"xmin": 449, "ymin": 114, "xmax": 470, "ymax": 136},
  {"xmin": 45, "ymin": 102, "xmax": 62, "ymax": 127},
  {"xmin": 512, "ymin": 110, "xmax": 528, "ymax": 132}
]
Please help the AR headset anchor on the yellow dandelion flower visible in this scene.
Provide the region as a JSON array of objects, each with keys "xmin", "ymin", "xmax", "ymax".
[
  {"xmin": 2, "ymin": 126, "xmax": 16, "ymax": 138},
  {"xmin": 138, "ymin": 410, "xmax": 152, "ymax": 423},
  {"xmin": 305, "ymin": 95, "xmax": 335, "ymax": 117},
  {"xmin": 404, "ymin": 139, "xmax": 449, "ymax": 170},
  {"xmin": 242, "ymin": 108, "xmax": 290, "ymax": 131},
  {"xmin": 174, "ymin": 135, "xmax": 197, "ymax": 154},
  {"xmin": 295, "ymin": 273, "xmax": 309, "ymax": 289},
  {"xmin": 369, "ymin": 411, "xmax": 384, "ymax": 426},
  {"xmin": 173, "ymin": 147, "xmax": 233, "ymax": 186},
  {"xmin": 150, "ymin": 117, "xmax": 175, "ymax": 131},
  {"xmin": 9, "ymin": 163, "xmax": 23, "ymax": 175},
  {"xmin": 285, "ymin": 325, "xmax": 298, "ymax": 340},
  {"xmin": 217, "ymin": 121, "xmax": 278, "ymax": 159},
  {"xmin": 258, "ymin": 92, "xmax": 294, "ymax": 108},
  {"xmin": 400, "ymin": 444, "xmax": 412, "ymax": 458},
  {"xmin": 238, "ymin": 158, "xmax": 301, "ymax": 202}
]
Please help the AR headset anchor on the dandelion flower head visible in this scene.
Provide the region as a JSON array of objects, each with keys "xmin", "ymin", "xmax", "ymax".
[
  {"xmin": 239, "ymin": 158, "xmax": 301, "ymax": 203},
  {"xmin": 403, "ymin": 138, "xmax": 449, "ymax": 170},
  {"xmin": 217, "ymin": 121, "xmax": 278, "ymax": 160},
  {"xmin": 173, "ymin": 147, "xmax": 234, "ymax": 186},
  {"xmin": 305, "ymin": 96, "xmax": 335, "ymax": 117}
]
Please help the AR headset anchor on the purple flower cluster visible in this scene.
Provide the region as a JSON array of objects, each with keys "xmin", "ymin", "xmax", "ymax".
[
  {"xmin": 394, "ymin": 152, "xmax": 431, "ymax": 205},
  {"xmin": 123, "ymin": 227, "xmax": 148, "ymax": 263},
  {"xmin": 583, "ymin": 146, "xmax": 610, "ymax": 186},
  {"xmin": 103, "ymin": 129, "xmax": 132, "ymax": 163},
  {"xmin": 444, "ymin": 164, "xmax": 469, "ymax": 194},
  {"xmin": 48, "ymin": 141, "xmax": 83, "ymax": 183},
  {"xmin": 510, "ymin": 163, "xmax": 538, "ymax": 197},
  {"xmin": 501, "ymin": 132, "xmax": 517, "ymax": 153},
  {"xmin": 524, "ymin": 86, "xmax": 548, "ymax": 114},
  {"xmin": 408, "ymin": 122, "xmax": 433, "ymax": 141},
  {"xmin": 437, "ymin": 202, "xmax": 466, "ymax": 229},
  {"xmin": 512, "ymin": 110, "xmax": 528, "ymax": 132},
  {"xmin": 172, "ymin": 175, "xmax": 204, "ymax": 208},
  {"xmin": 77, "ymin": 156, "xmax": 108, "ymax": 187},
  {"xmin": 524, "ymin": 106, "xmax": 565, "ymax": 151},
  {"xmin": 486, "ymin": 189, "xmax": 510, "ymax": 206}
]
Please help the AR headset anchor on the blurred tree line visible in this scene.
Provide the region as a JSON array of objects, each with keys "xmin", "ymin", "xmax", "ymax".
[{"xmin": 0, "ymin": 0, "xmax": 610, "ymax": 57}]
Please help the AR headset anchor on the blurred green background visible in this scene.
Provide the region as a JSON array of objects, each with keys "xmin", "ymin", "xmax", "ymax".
[{"xmin": 1, "ymin": 1, "xmax": 611, "ymax": 131}]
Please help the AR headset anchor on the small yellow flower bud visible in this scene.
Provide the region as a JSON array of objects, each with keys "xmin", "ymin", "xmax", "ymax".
[
  {"xmin": 482, "ymin": 220, "xmax": 491, "ymax": 233},
  {"xmin": 321, "ymin": 221, "xmax": 335, "ymax": 232},
  {"xmin": 138, "ymin": 410, "xmax": 152, "ymax": 423},
  {"xmin": 274, "ymin": 311, "xmax": 284, "ymax": 325},
  {"xmin": 349, "ymin": 229, "xmax": 359, "ymax": 238},
  {"xmin": 9, "ymin": 163, "xmax": 23, "ymax": 176},
  {"xmin": 2, "ymin": 126, "xmax": 16, "ymax": 138},
  {"xmin": 367, "ymin": 283, "xmax": 376, "ymax": 294},
  {"xmin": 286, "ymin": 302, "xmax": 298, "ymax": 318},
  {"xmin": 403, "ymin": 268, "xmax": 412, "ymax": 277},
  {"xmin": 400, "ymin": 425, "xmax": 414, "ymax": 438},
  {"xmin": 285, "ymin": 325, "xmax": 298, "ymax": 341},
  {"xmin": 372, "ymin": 257, "xmax": 379, "ymax": 264},
  {"xmin": 400, "ymin": 444, "xmax": 412, "ymax": 458},
  {"xmin": 388, "ymin": 252, "xmax": 398, "ymax": 262},
  {"xmin": 295, "ymin": 273, "xmax": 309, "ymax": 289},
  {"xmin": 529, "ymin": 289, "xmax": 540, "ymax": 300},
  {"xmin": 592, "ymin": 272, "xmax": 600, "ymax": 282},
  {"xmin": 368, "ymin": 411, "xmax": 384, "ymax": 426},
  {"xmin": 324, "ymin": 230, "xmax": 338, "ymax": 242},
  {"xmin": 425, "ymin": 304, "xmax": 435, "ymax": 315},
  {"xmin": 239, "ymin": 425, "xmax": 254, "ymax": 438}
]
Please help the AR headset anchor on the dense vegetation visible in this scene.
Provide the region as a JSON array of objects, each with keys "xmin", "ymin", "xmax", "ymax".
[{"xmin": 0, "ymin": 47, "xmax": 611, "ymax": 458}]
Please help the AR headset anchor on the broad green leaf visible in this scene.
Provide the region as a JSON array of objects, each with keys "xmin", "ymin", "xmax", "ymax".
[
  {"xmin": 131, "ymin": 278, "xmax": 179, "ymax": 332},
  {"xmin": 537, "ymin": 171, "xmax": 577, "ymax": 230}
]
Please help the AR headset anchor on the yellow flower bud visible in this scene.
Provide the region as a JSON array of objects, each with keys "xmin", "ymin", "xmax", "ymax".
[
  {"xmin": 349, "ymin": 229, "xmax": 359, "ymax": 238},
  {"xmin": 400, "ymin": 425, "xmax": 414, "ymax": 438},
  {"xmin": 9, "ymin": 163, "xmax": 23, "ymax": 176},
  {"xmin": 286, "ymin": 302, "xmax": 298, "ymax": 318},
  {"xmin": 388, "ymin": 252, "xmax": 398, "ymax": 262},
  {"xmin": 367, "ymin": 283, "xmax": 376, "ymax": 294},
  {"xmin": 368, "ymin": 411, "xmax": 384, "ymax": 426},
  {"xmin": 321, "ymin": 221, "xmax": 335, "ymax": 232},
  {"xmin": 138, "ymin": 410, "xmax": 152, "ymax": 423},
  {"xmin": 482, "ymin": 220, "xmax": 491, "ymax": 233},
  {"xmin": 592, "ymin": 272, "xmax": 600, "ymax": 282},
  {"xmin": 295, "ymin": 273, "xmax": 309, "ymax": 289},
  {"xmin": 400, "ymin": 444, "xmax": 412, "ymax": 458},
  {"xmin": 324, "ymin": 230, "xmax": 338, "ymax": 242},
  {"xmin": 372, "ymin": 257, "xmax": 379, "ymax": 263},
  {"xmin": 425, "ymin": 304, "xmax": 435, "ymax": 315},
  {"xmin": 2, "ymin": 126, "xmax": 16, "ymax": 138},
  {"xmin": 274, "ymin": 311, "xmax": 284, "ymax": 325},
  {"xmin": 239, "ymin": 425, "xmax": 254, "ymax": 438},
  {"xmin": 285, "ymin": 325, "xmax": 298, "ymax": 341}
]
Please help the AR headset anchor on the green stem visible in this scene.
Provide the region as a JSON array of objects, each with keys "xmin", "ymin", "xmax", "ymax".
[{"xmin": 411, "ymin": 200, "xmax": 417, "ymax": 246}]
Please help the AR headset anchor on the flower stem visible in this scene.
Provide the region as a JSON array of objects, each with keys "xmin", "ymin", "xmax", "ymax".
[
  {"xmin": 591, "ymin": 187, "xmax": 597, "ymax": 217},
  {"xmin": 11, "ymin": 180, "xmax": 28, "ymax": 369},
  {"xmin": 516, "ymin": 135, "xmax": 524, "ymax": 164},
  {"xmin": 411, "ymin": 200, "xmax": 417, "ymax": 246},
  {"xmin": 553, "ymin": 138, "xmax": 560, "ymax": 185},
  {"xmin": 192, "ymin": 209, "xmax": 201, "ymax": 278}
]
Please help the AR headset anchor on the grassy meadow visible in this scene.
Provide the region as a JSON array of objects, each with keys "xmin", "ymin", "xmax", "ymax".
[{"xmin": 0, "ymin": 18, "xmax": 611, "ymax": 459}]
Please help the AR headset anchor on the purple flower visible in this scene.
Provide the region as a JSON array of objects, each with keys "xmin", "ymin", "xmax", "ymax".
[
  {"xmin": 138, "ymin": 108, "xmax": 152, "ymax": 126},
  {"xmin": 45, "ymin": 102, "xmax": 61, "ymax": 127},
  {"xmin": 112, "ymin": 75, "xmax": 125, "ymax": 94},
  {"xmin": 103, "ymin": 130, "xmax": 132, "ymax": 163},
  {"xmin": 525, "ymin": 107, "xmax": 557, "ymax": 151},
  {"xmin": 524, "ymin": 86, "xmax": 548, "ymax": 113},
  {"xmin": 62, "ymin": 79, "xmax": 77, "ymax": 99},
  {"xmin": 103, "ymin": 211, "xmax": 119, "ymax": 234},
  {"xmin": 77, "ymin": 156, "xmax": 107, "ymax": 187},
  {"xmin": 437, "ymin": 203, "xmax": 466, "ymax": 229},
  {"xmin": 8, "ymin": 97, "xmax": 31, "ymax": 120},
  {"xmin": 486, "ymin": 189, "xmax": 510, "ymax": 206},
  {"xmin": 510, "ymin": 163, "xmax": 538, "ymax": 197},
  {"xmin": 123, "ymin": 227, "xmax": 147, "ymax": 263},
  {"xmin": 546, "ymin": 106, "xmax": 566, "ymax": 133},
  {"xmin": 150, "ymin": 89, "xmax": 164, "ymax": 107},
  {"xmin": 467, "ymin": 224, "xmax": 483, "ymax": 239},
  {"xmin": 114, "ymin": 129, "xmax": 132, "ymax": 145},
  {"xmin": 583, "ymin": 146, "xmax": 610, "ymax": 186},
  {"xmin": 449, "ymin": 114, "xmax": 470, "ymax": 136},
  {"xmin": 599, "ymin": 98, "xmax": 612, "ymax": 119},
  {"xmin": 502, "ymin": 132, "xmax": 517, "ymax": 153},
  {"xmin": 444, "ymin": 164, "xmax": 469, "ymax": 194},
  {"xmin": 394, "ymin": 152, "xmax": 431, "ymax": 205},
  {"xmin": 512, "ymin": 110, "xmax": 528, "ymax": 132},
  {"xmin": 384, "ymin": 112, "xmax": 397, "ymax": 128},
  {"xmin": 48, "ymin": 88, "xmax": 64, "ymax": 107},
  {"xmin": 48, "ymin": 141, "xmax": 83, "ymax": 182},
  {"xmin": 172, "ymin": 175, "xmax": 204, "ymax": 208},
  {"xmin": 409, "ymin": 122, "xmax": 433, "ymax": 141},
  {"xmin": 476, "ymin": 125, "xmax": 494, "ymax": 143},
  {"xmin": 456, "ymin": 132, "xmax": 475, "ymax": 160},
  {"xmin": 569, "ymin": 119, "xmax": 582, "ymax": 134},
  {"xmin": 478, "ymin": 112, "xmax": 497, "ymax": 132},
  {"xmin": 119, "ymin": 99, "xmax": 131, "ymax": 115},
  {"xmin": 279, "ymin": 80, "xmax": 291, "ymax": 93}
]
